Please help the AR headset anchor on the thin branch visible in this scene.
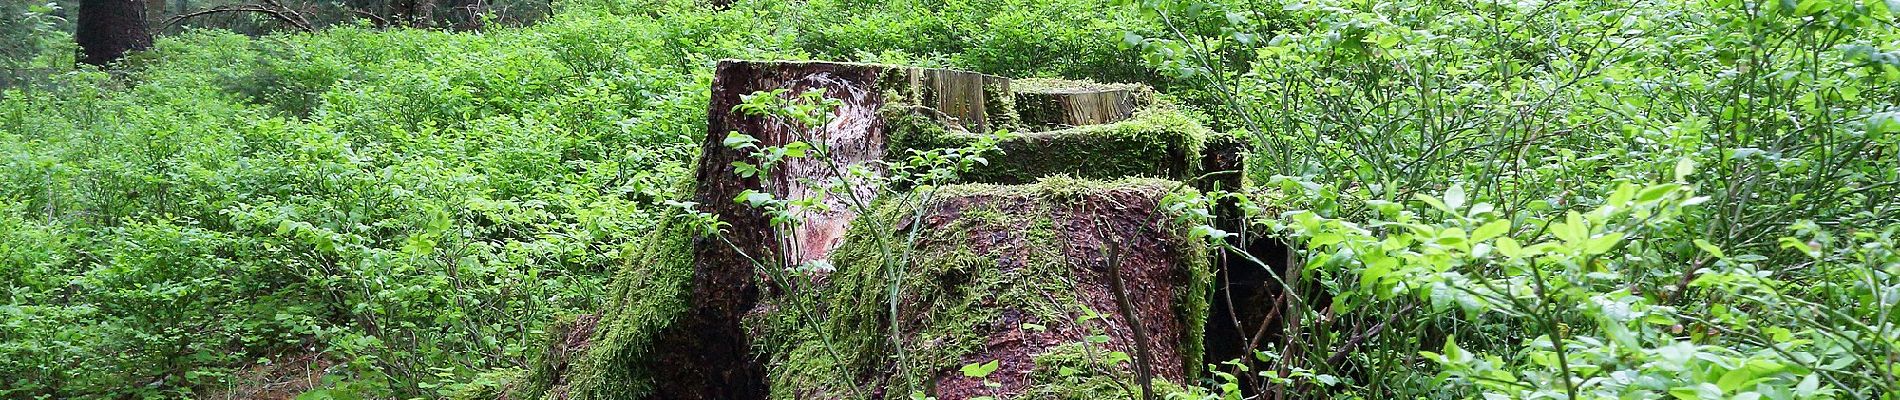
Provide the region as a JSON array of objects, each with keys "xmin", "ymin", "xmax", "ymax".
[{"xmin": 164, "ymin": 2, "xmax": 314, "ymax": 32}]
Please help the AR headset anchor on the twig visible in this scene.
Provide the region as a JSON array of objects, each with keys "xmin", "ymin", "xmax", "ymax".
[
  {"xmin": 1323, "ymin": 302, "xmax": 1416, "ymax": 367},
  {"xmin": 164, "ymin": 1, "xmax": 314, "ymax": 32},
  {"xmin": 1089, "ymin": 204, "xmax": 1156, "ymax": 400}
]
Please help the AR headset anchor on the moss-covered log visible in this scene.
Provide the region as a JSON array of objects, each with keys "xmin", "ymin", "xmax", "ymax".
[
  {"xmin": 1013, "ymin": 79, "xmax": 1153, "ymax": 131},
  {"xmin": 762, "ymin": 177, "xmax": 1213, "ymax": 399}
]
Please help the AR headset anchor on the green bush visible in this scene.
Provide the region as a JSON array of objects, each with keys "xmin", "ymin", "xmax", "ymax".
[
  {"xmin": 0, "ymin": 0, "xmax": 1164, "ymax": 397},
  {"xmin": 1130, "ymin": 0, "xmax": 1900, "ymax": 398}
]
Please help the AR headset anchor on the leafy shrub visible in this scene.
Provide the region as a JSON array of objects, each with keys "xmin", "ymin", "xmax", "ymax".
[{"xmin": 1131, "ymin": 0, "xmax": 1900, "ymax": 398}]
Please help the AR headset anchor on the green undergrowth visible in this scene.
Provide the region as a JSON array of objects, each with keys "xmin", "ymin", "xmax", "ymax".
[
  {"xmin": 0, "ymin": 0, "xmax": 1183, "ymax": 396},
  {"xmin": 761, "ymin": 176, "xmax": 1212, "ymax": 398}
]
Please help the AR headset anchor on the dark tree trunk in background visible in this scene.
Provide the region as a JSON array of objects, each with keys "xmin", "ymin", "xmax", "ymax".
[
  {"xmin": 76, "ymin": 0, "xmax": 152, "ymax": 67},
  {"xmin": 411, "ymin": 0, "xmax": 435, "ymax": 27},
  {"xmin": 391, "ymin": 0, "xmax": 436, "ymax": 27}
]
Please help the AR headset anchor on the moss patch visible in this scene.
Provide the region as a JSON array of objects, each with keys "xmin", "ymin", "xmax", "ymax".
[
  {"xmin": 762, "ymin": 177, "xmax": 1214, "ymax": 399},
  {"xmin": 889, "ymin": 107, "xmax": 1216, "ymax": 185},
  {"xmin": 1021, "ymin": 342, "xmax": 1192, "ymax": 400},
  {"xmin": 506, "ymin": 218, "xmax": 697, "ymax": 400},
  {"xmin": 1012, "ymin": 78, "xmax": 1149, "ymax": 94}
]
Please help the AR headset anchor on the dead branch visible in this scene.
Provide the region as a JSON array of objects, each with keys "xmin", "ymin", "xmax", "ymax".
[
  {"xmin": 164, "ymin": 0, "xmax": 314, "ymax": 32},
  {"xmin": 347, "ymin": 8, "xmax": 391, "ymax": 28}
]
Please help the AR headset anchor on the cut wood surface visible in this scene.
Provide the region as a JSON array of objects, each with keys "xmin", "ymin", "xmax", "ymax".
[{"xmin": 1013, "ymin": 78, "xmax": 1153, "ymax": 131}]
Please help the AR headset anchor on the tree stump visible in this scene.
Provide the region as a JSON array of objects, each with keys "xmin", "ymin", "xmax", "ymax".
[
  {"xmin": 644, "ymin": 60, "xmax": 1014, "ymax": 400},
  {"xmin": 509, "ymin": 60, "xmax": 1257, "ymax": 400},
  {"xmin": 1013, "ymin": 79, "xmax": 1153, "ymax": 131}
]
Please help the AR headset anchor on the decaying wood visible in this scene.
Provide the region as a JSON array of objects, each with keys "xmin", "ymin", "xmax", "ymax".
[
  {"xmin": 522, "ymin": 59, "xmax": 1263, "ymax": 400},
  {"xmin": 1014, "ymin": 79, "xmax": 1152, "ymax": 130},
  {"xmin": 911, "ymin": 183, "xmax": 1202, "ymax": 400},
  {"xmin": 646, "ymin": 60, "xmax": 1010, "ymax": 400}
]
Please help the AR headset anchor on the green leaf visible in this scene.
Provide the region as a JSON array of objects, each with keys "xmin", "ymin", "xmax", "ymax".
[
  {"xmin": 1693, "ymin": 239, "xmax": 1725, "ymax": 259},
  {"xmin": 1675, "ymin": 157, "xmax": 1697, "ymax": 181},
  {"xmin": 1314, "ymin": 374, "xmax": 1340, "ymax": 386},
  {"xmin": 1444, "ymin": 183, "xmax": 1466, "ymax": 211},
  {"xmin": 783, "ymin": 141, "xmax": 811, "ymax": 158},
  {"xmin": 1638, "ymin": 183, "xmax": 1681, "ymax": 202},
  {"xmin": 723, "ymin": 131, "xmax": 758, "ymax": 149},
  {"xmin": 1413, "ymin": 193, "xmax": 1451, "ymax": 213},
  {"xmin": 735, "ymin": 190, "xmax": 773, "ymax": 207},
  {"xmin": 961, "ymin": 360, "xmax": 1000, "ymax": 378},
  {"xmin": 1472, "ymin": 219, "xmax": 1511, "ymax": 242},
  {"xmin": 1496, "ymin": 237, "xmax": 1522, "ymax": 258},
  {"xmin": 295, "ymin": 390, "xmax": 335, "ymax": 400},
  {"xmin": 1561, "ymin": 211, "xmax": 1588, "ymax": 244},
  {"xmin": 1795, "ymin": 374, "xmax": 1819, "ymax": 396},
  {"xmin": 1122, "ymin": 31, "xmax": 1144, "ymax": 46},
  {"xmin": 1608, "ymin": 183, "xmax": 1636, "ymax": 206},
  {"xmin": 731, "ymin": 161, "xmax": 758, "ymax": 178},
  {"xmin": 1585, "ymin": 232, "xmax": 1625, "ymax": 254}
]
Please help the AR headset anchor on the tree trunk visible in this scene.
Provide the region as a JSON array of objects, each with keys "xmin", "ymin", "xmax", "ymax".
[
  {"xmin": 412, "ymin": 0, "xmax": 435, "ymax": 28},
  {"xmin": 76, "ymin": 0, "xmax": 152, "ymax": 67}
]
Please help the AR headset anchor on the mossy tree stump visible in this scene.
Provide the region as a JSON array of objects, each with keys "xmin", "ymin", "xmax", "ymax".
[
  {"xmin": 510, "ymin": 60, "xmax": 1261, "ymax": 400},
  {"xmin": 765, "ymin": 178, "xmax": 1211, "ymax": 399},
  {"xmin": 647, "ymin": 60, "xmax": 1014, "ymax": 400},
  {"xmin": 1013, "ymin": 79, "xmax": 1153, "ymax": 131}
]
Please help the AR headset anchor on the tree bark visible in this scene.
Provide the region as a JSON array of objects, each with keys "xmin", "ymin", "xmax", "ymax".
[{"xmin": 76, "ymin": 0, "xmax": 153, "ymax": 67}]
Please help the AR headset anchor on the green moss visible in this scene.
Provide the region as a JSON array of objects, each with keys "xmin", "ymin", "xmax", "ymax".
[
  {"xmin": 506, "ymin": 314, "xmax": 583, "ymax": 400},
  {"xmin": 765, "ymin": 199, "xmax": 1074, "ymax": 398},
  {"xmin": 507, "ymin": 218, "xmax": 698, "ymax": 400},
  {"xmin": 1022, "ymin": 343, "xmax": 1191, "ymax": 400},
  {"xmin": 449, "ymin": 368, "xmax": 527, "ymax": 400},
  {"xmin": 888, "ymin": 107, "xmax": 1216, "ymax": 185},
  {"xmin": 1011, "ymin": 78, "xmax": 1149, "ymax": 93},
  {"xmin": 985, "ymin": 78, "xmax": 1024, "ymax": 133},
  {"xmin": 763, "ymin": 177, "xmax": 1214, "ymax": 398}
]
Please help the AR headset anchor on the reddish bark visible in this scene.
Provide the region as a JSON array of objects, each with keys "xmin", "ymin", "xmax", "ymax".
[{"xmin": 911, "ymin": 185, "xmax": 1201, "ymax": 400}]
